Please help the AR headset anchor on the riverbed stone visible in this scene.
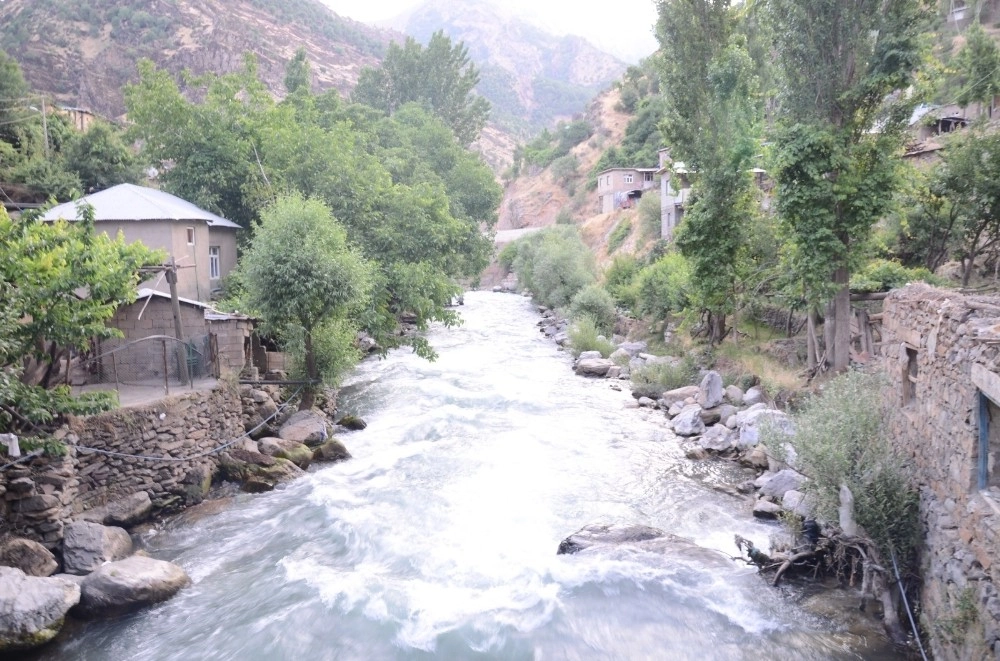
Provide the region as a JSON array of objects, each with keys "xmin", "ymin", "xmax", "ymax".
[
  {"xmin": 699, "ymin": 425, "xmax": 734, "ymax": 452},
  {"xmin": 557, "ymin": 524, "xmax": 732, "ymax": 568},
  {"xmin": 752, "ymin": 499, "xmax": 783, "ymax": 519},
  {"xmin": 312, "ymin": 439, "xmax": 351, "ymax": 463},
  {"xmin": 698, "ymin": 371, "xmax": 725, "ymax": 408},
  {"xmin": 278, "ymin": 410, "xmax": 329, "ymax": 446},
  {"xmin": 574, "ymin": 358, "xmax": 615, "ymax": 377},
  {"xmin": 577, "ymin": 351, "xmax": 603, "ymax": 361},
  {"xmin": 673, "ymin": 406, "xmax": 706, "ymax": 437},
  {"xmin": 80, "ymin": 492, "xmax": 153, "ymax": 528},
  {"xmin": 617, "ymin": 341, "xmax": 648, "ymax": 357},
  {"xmin": 0, "ymin": 567, "xmax": 80, "ymax": 652},
  {"xmin": 219, "ymin": 450, "xmax": 304, "ymax": 493},
  {"xmin": 698, "ymin": 406, "xmax": 723, "ymax": 426},
  {"xmin": 737, "ymin": 409, "xmax": 794, "ymax": 449},
  {"xmin": 62, "ymin": 522, "xmax": 133, "ymax": 576},
  {"xmin": 743, "ymin": 386, "xmax": 766, "ymax": 406},
  {"xmin": 0, "ymin": 538, "xmax": 57, "ymax": 577},
  {"xmin": 76, "ymin": 556, "xmax": 190, "ymax": 617},
  {"xmin": 781, "ymin": 490, "xmax": 815, "ymax": 518},
  {"xmin": 662, "ymin": 385, "xmax": 700, "ymax": 408},
  {"xmin": 258, "ymin": 437, "xmax": 313, "ymax": 469},
  {"xmin": 724, "ymin": 385, "xmax": 744, "ymax": 405},
  {"xmin": 337, "ymin": 415, "xmax": 367, "ymax": 431},
  {"xmin": 759, "ymin": 469, "xmax": 808, "ymax": 499}
]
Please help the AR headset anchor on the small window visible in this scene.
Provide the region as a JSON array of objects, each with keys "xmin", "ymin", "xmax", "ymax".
[
  {"xmin": 186, "ymin": 227, "xmax": 195, "ymax": 245},
  {"xmin": 644, "ymin": 172, "xmax": 654, "ymax": 182},
  {"xmin": 624, "ymin": 174, "xmax": 634, "ymax": 184},
  {"xmin": 209, "ymin": 246, "xmax": 220, "ymax": 280},
  {"xmin": 903, "ymin": 346, "xmax": 918, "ymax": 405}
]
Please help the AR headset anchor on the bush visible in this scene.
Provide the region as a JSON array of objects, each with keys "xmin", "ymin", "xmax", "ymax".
[
  {"xmin": 603, "ymin": 254, "xmax": 641, "ymax": 309},
  {"xmin": 607, "ymin": 219, "xmax": 632, "ymax": 254},
  {"xmin": 635, "ymin": 252, "xmax": 691, "ymax": 318},
  {"xmin": 506, "ymin": 226, "xmax": 596, "ymax": 308},
  {"xmin": 550, "ymin": 154, "xmax": 579, "ymax": 183},
  {"xmin": 850, "ymin": 258, "xmax": 944, "ymax": 293},
  {"xmin": 555, "ymin": 208, "xmax": 574, "ymax": 225},
  {"xmin": 637, "ymin": 191, "xmax": 662, "ymax": 242},
  {"xmin": 629, "ymin": 356, "xmax": 699, "ymax": 398},
  {"xmin": 568, "ymin": 315, "xmax": 615, "ymax": 358},
  {"xmin": 569, "ymin": 284, "xmax": 617, "ymax": 335},
  {"xmin": 766, "ymin": 370, "xmax": 920, "ymax": 561}
]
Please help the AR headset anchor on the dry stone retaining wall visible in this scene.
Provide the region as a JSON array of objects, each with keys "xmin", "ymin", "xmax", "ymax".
[{"xmin": 880, "ymin": 284, "xmax": 1000, "ymax": 660}]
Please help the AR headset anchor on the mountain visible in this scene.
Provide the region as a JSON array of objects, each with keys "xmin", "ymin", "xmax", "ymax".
[
  {"xmin": 0, "ymin": 0, "xmax": 394, "ymax": 119},
  {"xmin": 390, "ymin": 0, "xmax": 627, "ymax": 135}
]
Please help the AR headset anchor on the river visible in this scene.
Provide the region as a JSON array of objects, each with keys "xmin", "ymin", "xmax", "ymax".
[{"xmin": 42, "ymin": 291, "xmax": 902, "ymax": 660}]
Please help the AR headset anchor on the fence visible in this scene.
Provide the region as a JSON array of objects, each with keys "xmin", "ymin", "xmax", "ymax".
[{"xmin": 75, "ymin": 334, "xmax": 216, "ymax": 401}]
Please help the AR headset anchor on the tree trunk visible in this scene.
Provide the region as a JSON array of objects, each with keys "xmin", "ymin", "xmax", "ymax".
[
  {"xmin": 300, "ymin": 330, "xmax": 317, "ymax": 411},
  {"xmin": 832, "ymin": 267, "xmax": 851, "ymax": 372},
  {"xmin": 806, "ymin": 309, "xmax": 819, "ymax": 370},
  {"xmin": 709, "ymin": 311, "xmax": 727, "ymax": 345},
  {"xmin": 823, "ymin": 300, "xmax": 836, "ymax": 370}
]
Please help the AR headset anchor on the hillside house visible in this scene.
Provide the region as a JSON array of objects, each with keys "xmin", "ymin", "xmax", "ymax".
[
  {"xmin": 596, "ymin": 167, "xmax": 658, "ymax": 214},
  {"xmin": 657, "ymin": 149, "xmax": 692, "ymax": 241},
  {"xmin": 41, "ymin": 184, "xmax": 240, "ymax": 302}
]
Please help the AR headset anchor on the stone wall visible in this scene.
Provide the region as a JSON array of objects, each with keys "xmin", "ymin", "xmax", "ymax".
[
  {"xmin": 0, "ymin": 384, "xmax": 245, "ymax": 547},
  {"xmin": 880, "ymin": 283, "xmax": 1000, "ymax": 660}
]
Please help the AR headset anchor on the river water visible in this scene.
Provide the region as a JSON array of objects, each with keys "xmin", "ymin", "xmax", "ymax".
[{"xmin": 44, "ymin": 291, "xmax": 901, "ymax": 660}]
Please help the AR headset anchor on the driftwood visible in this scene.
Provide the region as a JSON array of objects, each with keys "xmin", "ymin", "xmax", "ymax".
[{"xmin": 734, "ymin": 527, "xmax": 909, "ymax": 645}]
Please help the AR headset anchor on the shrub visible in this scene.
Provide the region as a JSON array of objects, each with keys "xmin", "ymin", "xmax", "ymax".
[
  {"xmin": 569, "ymin": 284, "xmax": 617, "ymax": 335},
  {"xmin": 765, "ymin": 370, "xmax": 920, "ymax": 561},
  {"xmin": 555, "ymin": 208, "xmax": 574, "ymax": 225},
  {"xmin": 568, "ymin": 315, "xmax": 615, "ymax": 358},
  {"xmin": 506, "ymin": 226, "xmax": 596, "ymax": 308},
  {"xmin": 550, "ymin": 154, "xmax": 579, "ymax": 183},
  {"xmin": 635, "ymin": 252, "xmax": 691, "ymax": 318},
  {"xmin": 607, "ymin": 219, "xmax": 632, "ymax": 254},
  {"xmin": 850, "ymin": 258, "xmax": 944, "ymax": 293},
  {"xmin": 637, "ymin": 191, "xmax": 662, "ymax": 242},
  {"xmin": 629, "ymin": 356, "xmax": 699, "ymax": 398},
  {"xmin": 604, "ymin": 254, "xmax": 641, "ymax": 309}
]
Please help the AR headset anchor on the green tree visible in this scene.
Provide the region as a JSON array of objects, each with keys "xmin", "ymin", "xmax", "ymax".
[
  {"xmin": 656, "ymin": 0, "xmax": 761, "ymax": 342},
  {"xmin": 955, "ymin": 21, "xmax": 1000, "ymax": 113},
  {"xmin": 284, "ymin": 47, "xmax": 311, "ymax": 95},
  {"xmin": 239, "ymin": 194, "xmax": 373, "ymax": 409},
  {"xmin": 63, "ymin": 121, "xmax": 141, "ymax": 193},
  {"xmin": 353, "ymin": 31, "xmax": 490, "ymax": 146},
  {"xmin": 0, "ymin": 206, "xmax": 162, "ymax": 431},
  {"xmin": 768, "ymin": 0, "xmax": 926, "ymax": 371}
]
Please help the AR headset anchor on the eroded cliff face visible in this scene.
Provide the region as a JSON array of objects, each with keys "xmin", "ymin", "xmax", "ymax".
[{"xmin": 0, "ymin": 0, "xmax": 392, "ymax": 120}]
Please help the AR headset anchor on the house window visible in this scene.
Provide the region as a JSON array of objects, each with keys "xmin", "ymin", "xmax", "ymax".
[
  {"xmin": 903, "ymin": 346, "xmax": 918, "ymax": 405},
  {"xmin": 624, "ymin": 174, "xmax": 634, "ymax": 184},
  {"xmin": 186, "ymin": 227, "xmax": 195, "ymax": 245},
  {"xmin": 644, "ymin": 172, "xmax": 654, "ymax": 182},
  {"xmin": 978, "ymin": 391, "xmax": 1000, "ymax": 490},
  {"xmin": 209, "ymin": 246, "xmax": 220, "ymax": 280}
]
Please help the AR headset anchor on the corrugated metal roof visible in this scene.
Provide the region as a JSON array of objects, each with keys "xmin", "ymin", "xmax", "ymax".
[
  {"xmin": 135, "ymin": 288, "xmax": 252, "ymax": 320},
  {"xmin": 41, "ymin": 184, "xmax": 240, "ymax": 229}
]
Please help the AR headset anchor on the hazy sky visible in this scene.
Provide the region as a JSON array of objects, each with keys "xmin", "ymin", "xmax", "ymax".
[{"xmin": 319, "ymin": 0, "xmax": 660, "ymax": 63}]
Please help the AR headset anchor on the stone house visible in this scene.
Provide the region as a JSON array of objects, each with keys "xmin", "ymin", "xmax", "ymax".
[
  {"xmin": 595, "ymin": 166, "xmax": 658, "ymax": 214},
  {"xmin": 41, "ymin": 184, "xmax": 240, "ymax": 302},
  {"xmin": 880, "ymin": 283, "xmax": 1000, "ymax": 660}
]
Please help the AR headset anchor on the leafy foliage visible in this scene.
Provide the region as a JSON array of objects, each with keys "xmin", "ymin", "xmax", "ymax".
[
  {"xmin": 569, "ymin": 285, "xmax": 617, "ymax": 336},
  {"xmin": 567, "ymin": 315, "xmax": 615, "ymax": 358},
  {"xmin": 630, "ymin": 357, "xmax": 699, "ymax": 399},
  {"xmin": 503, "ymin": 226, "xmax": 597, "ymax": 309},
  {"xmin": 850, "ymin": 259, "xmax": 941, "ymax": 293},
  {"xmin": 955, "ymin": 21, "xmax": 1000, "ymax": 109},
  {"xmin": 606, "ymin": 219, "xmax": 632, "ymax": 254},
  {"xmin": 635, "ymin": 252, "xmax": 691, "ymax": 319}
]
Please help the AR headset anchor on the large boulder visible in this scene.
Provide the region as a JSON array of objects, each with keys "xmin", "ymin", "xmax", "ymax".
[
  {"xmin": 662, "ymin": 385, "xmax": 700, "ymax": 408},
  {"xmin": 616, "ymin": 341, "xmax": 648, "ymax": 357},
  {"xmin": 673, "ymin": 406, "xmax": 706, "ymax": 437},
  {"xmin": 278, "ymin": 410, "xmax": 329, "ymax": 446},
  {"xmin": 219, "ymin": 449, "xmax": 304, "ymax": 493},
  {"xmin": 738, "ymin": 409, "xmax": 794, "ymax": 448},
  {"xmin": 62, "ymin": 522, "xmax": 133, "ymax": 576},
  {"xmin": 698, "ymin": 371, "xmax": 725, "ymax": 408},
  {"xmin": 743, "ymin": 385, "xmax": 766, "ymax": 406},
  {"xmin": 258, "ymin": 437, "xmax": 312, "ymax": 469},
  {"xmin": 574, "ymin": 358, "xmax": 615, "ymax": 377},
  {"xmin": 699, "ymin": 425, "xmax": 734, "ymax": 452},
  {"xmin": 781, "ymin": 490, "xmax": 815, "ymax": 518},
  {"xmin": 76, "ymin": 556, "xmax": 190, "ymax": 618},
  {"xmin": 759, "ymin": 469, "xmax": 808, "ymax": 499},
  {"xmin": 336, "ymin": 415, "xmax": 367, "ymax": 431},
  {"xmin": 724, "ymin": 384, "xmax": 745, "ymax": 405},
  {"xmin": 556, "ymin": 524, "xmax": 731, "ymax": 568},
  {"xmin": 0, "ymin": 538, "xmax": 57, "ymax": 577},
  {"xmin": 80, "ymin": 492, "xmax": 153, "ymax": 528},
  {"xmin": 0, "ymin": 567, "xmax": 80, "ymax": 652},
  {"xmin": 312, "ymin": 439, "xmax": 352, "ymax": 463}
]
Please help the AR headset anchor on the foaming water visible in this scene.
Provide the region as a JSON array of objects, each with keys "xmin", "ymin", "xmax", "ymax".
[{"xmin": 39, "ymin": 292, "xmax": 902, "ymax": 661}]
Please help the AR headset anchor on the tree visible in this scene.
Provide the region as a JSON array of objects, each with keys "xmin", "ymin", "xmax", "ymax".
[
  {"xmin": 239, "ymin": 194, "xmax": 373, "ymax": 410},
  {"xmin": 935, "ymin": 127, "xmax": 1000, "ymax": 285},
  {"xmin": 352, "ymin": 31, "xmax": 490, "ymax": 146},
  {"xmin": 0, "ymin": 206, "xmax": 162, "ymax": 432},
  {"xmin": 63, "ymin": 121, "xmax": 141, "ymax": 193},
  {"xmin": 656, "ymin": 0, "xmax": 761, "ymax": 343},
  {"xmin": 284, "ymin": 47, "xmax": 311, "ymax": 95},
  {"xmin": 768, "ymin": 0, "xmax": 926, "ymax": 371},
  {"xmin": 955, "ymin": 21, "xmax": 1000, "ymax": 114}
]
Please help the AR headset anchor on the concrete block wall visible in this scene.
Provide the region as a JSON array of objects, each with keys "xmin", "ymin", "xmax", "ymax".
[{"xmin": 881, "ymin": 284, "xmax": 1000, "ymax": 660}]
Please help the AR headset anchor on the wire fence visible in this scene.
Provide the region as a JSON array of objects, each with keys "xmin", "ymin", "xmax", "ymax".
[{"xmin": 73, "ymin": 334, "xmax": 216, "ymax": 402}]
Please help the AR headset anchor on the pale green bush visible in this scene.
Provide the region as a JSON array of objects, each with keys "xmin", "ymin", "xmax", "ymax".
[
  {"xmin": 568, "ymin": 315, "xmax": 615, "ymax": 358},
  {"xmin": 569, "ymin": 284, "xmax": 617, "ymax": 335}
]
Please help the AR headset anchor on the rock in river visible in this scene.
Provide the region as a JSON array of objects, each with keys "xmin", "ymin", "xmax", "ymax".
[
  {"xmin": 62, "ymin": 522, "xmax": 133, "ymax": 576},
  {"xmin": 0, "ymin": 567, "xmax": 80, "ymax": 652},
  {"xmin": 76, "ymin": 556, "xmax": 190, "ymax": 617},
  {"xmin": 0, "ymin": 537, "xmax": 57, "ymax": 577},
  {"xmin": 557, "ymin": 524, "xmax": 731, "ymax": 568}
]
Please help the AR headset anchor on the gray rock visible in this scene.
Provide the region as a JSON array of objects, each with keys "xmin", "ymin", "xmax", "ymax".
[
  {"xmin": 724, "ymin": 385, "xmax": 744, "ymax": 405},
  {"xmin": 734, "ymin": 403, "xmax": 770, "ymax": 427},
  {"xmin": 312, "ymin": 439, "xmax": 351, "ymax": 463},
  {"xmin": 781, "ymin": 490, "xmax": 815, "ymax": 518},
  {"xmin": 738, "ymin": 409, "xmax": 794, "ymax": 449},
  {"xmin": 673, "ymin": 406, "xmax": 706, "ymax": 436},
  {"xmin": 699, "ymin": 407, "xmax": 723, "ymax": 426},
  {"xmin": 662, "ymin": 385, "xmax": 700, "ymax": 408},
  {"xmin": 77, "ymin": 556, "xmax": 190, "ymax": 617},
  {"xmin": 744, "ymin": 386, "xmax": 766, "ymax": 406},
  {"xmin": 699, "ymin": 425, "xmax": 734, "ymax": 452},
  {"xmin": 742, "ymin": 445, "xmax": 770, "ymax": 470},
  {"xmin": 577, "ymin": 351, "xmax": 603, "ymax": 361},
  {"xmin": 556, "ymin": 524, "xmax": 731, "ymax": 569},
  {"xmin": 81, "ymin": 492, "xmax": 153, "ymax": 528},
  {"xmin": 759, "ymin": 469, "xmax": 808, "ymax": 499},
  {"xmin": 554, "ymin": 332, "xmax": 569, "ymax": 346},
  {"xmin": 752, "ymin": 499, "xmax": 783, "ymax": 519},
  {"xmin": 753, "ymin": 471, "xmax": 775, "ymax": 489},
  {"xmin": 668, "ymin": 401, "xmax": 685, "ymax": 417},
  {"xmin": 606, "ymin": 366, "xmax": 622, "ymax": 379},
  {"xmin": 637, "ymin": 396, "xmax": 656, "ymax": 408},
  {"xmin": 609, "ymin": 348, "xmax": 631, "ymax": 365},
  {"xmin": 258, "ymin": 437, "xmax": 313, "ymax": 469},
  {"xmin": 278, "ymin": 410, "xmax": 329, "ymax": 446},
  {"xmin": 0, "ymin": 567, "xmax": 80, "ymax": 652},
  {"xmin": 698, "ymin": 371, "xmax": 725, "ymax": 408},
  {"xmin": 574, "ymin": 358, "xmax": 615, "ymax": 377},
  {"xmin": 716, "ymin": 404, "xmax": 738, "ymax": 424},
  {"xmin": 617, "ymin": 341, "xmax": 648, "ymax": 357},
  {"xmin": 0, "ymin": 538, "xmax": 57, "ymax": 577},
  {"xmin": 62, "ymin": 522, "xmax": 133, "ymax": 576},
  {"xmin": 725, "ymin": 415, "xmax": 737, "ymax": 429}
]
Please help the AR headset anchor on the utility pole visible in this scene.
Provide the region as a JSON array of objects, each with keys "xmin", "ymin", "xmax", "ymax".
[{"xmin": 166, "ymin": 258, "xmax": 190, "ymax": 387}]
